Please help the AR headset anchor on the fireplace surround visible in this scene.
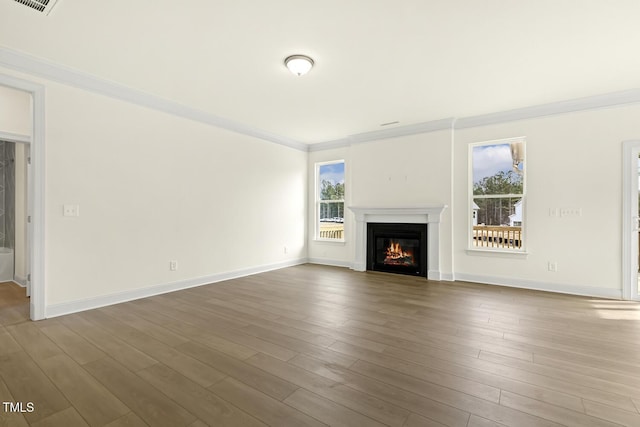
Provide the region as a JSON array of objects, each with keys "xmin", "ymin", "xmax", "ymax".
[{"xmin": 349, "ymin": 206, "xmax": 447, "ymax": 280}]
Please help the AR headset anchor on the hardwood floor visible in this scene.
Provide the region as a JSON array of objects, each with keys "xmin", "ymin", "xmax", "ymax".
[
  {"xmin": 1, "ymin": 265, "xmax": 640, "ymax": 426},
  {"xmin": 0, "ymin": 281, "xmax": 30, "ymax": 327}
]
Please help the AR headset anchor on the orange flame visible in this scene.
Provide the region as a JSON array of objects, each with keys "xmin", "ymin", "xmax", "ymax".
[{"xmin": 385, "ymin": 241, "xmax": 413, "ymax": 262}]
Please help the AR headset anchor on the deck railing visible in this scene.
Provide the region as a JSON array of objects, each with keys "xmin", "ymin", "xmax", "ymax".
[
  {"xmin": 473, "ymin": 226, "xmax": 522, "ymax": 249},
  {"xmin": 319, "ymin": 229, "xmax": 344, "ymax": 239}
]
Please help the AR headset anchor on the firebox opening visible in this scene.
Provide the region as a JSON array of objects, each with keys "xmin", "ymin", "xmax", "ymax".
[{"xmin": 367, "ymin": 223, "xmax": 427, "ymax": 277}]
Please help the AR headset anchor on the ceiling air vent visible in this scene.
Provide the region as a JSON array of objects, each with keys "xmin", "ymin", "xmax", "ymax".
[{"xmin": 13, "ymin": 0, "xmax": 59, "ymax": 15}]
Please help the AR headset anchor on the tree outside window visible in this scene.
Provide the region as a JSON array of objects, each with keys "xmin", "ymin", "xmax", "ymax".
[
  {"xmin": 471, "ymin": 139, "xmax": 525, "ymax": 250},
  {"xmin": 317, "ymin": 161, "xmax": 345, "ymax": 240}
]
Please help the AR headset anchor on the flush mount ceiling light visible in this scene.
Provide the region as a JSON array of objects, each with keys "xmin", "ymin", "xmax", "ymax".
[{"xmin": 285, "ymin": 55, "xmax": 314, "ymax": 76}]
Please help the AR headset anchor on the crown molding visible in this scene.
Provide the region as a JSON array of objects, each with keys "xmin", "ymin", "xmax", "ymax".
[
  {"xmin": 310, "ymin": 90, "xmax": 640, "ymax": 151},
  {"xmin": 455, "ymin": 89, "xmax": 640, "ymax": 129},
  {"xmin": 307, "ymin": 138, "xmax": 351, "ymax": 152},
  {"xmin": 308, "ymin": 118, "xmax": 455, "ymax": 152},
  {"xmin": 0, "ymin": 46, "xmax": 308, "ymax": 151},
  {"xmin": 4, "ymin": 46, "xmax": 640, "ymax": 153},
  {"xmin": 348, "ymin": 117, "xmax": 455, "ymax": 144}
]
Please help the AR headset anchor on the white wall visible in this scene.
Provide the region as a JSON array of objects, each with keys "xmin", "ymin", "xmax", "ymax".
[
  {"xmin": 307, "ymin": 131, "xmax": 454, "ymax": 277},
  {"xmin": 454, "ymin": 105, "xmax": 640, "ymax": 297},
  {"xmin": 350, "ymin": 132, "xmax": 454, "ymax": 278},
  {"xmin": 0, "ymin": 84, "xmax": 30, "ymax": 136},
  {"xmin": 309, "ymin": 105, "xmax": 638, "ymax": 298},
  {"xmin": 1, "ymin": 67, "xmax": 307, "ymax": 313},
  {"xmin": 3, "ymin": 66, "xmax": 636, "ymax": 308},
  {"xmin": 44, "ymin": 81, "xmax": 307, "ymax": 307}
]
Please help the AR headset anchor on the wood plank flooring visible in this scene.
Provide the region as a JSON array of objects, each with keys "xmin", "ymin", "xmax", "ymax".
[
  {"xmin": 0, "ymin": 280, "xmax": 29, "ymax": 327},
  {"xmin": 1, "ymin": 265, "xmax": 640, "ymax": 426}
]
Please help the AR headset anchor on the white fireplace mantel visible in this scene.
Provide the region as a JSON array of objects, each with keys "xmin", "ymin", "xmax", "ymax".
[{"xmin": 348, "ymin": 205, "xmax": 448, "ymax": 280}]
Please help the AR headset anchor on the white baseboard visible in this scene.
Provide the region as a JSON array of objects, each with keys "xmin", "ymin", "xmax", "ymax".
[
  {"xmin": 45, "ymin": 258, "xmax": 308, "ymax": 318},
  {"xmin": 307, "ymin": 258, "xmax": 352, "ymax": 268},
  {"xmin": 308, "ymin": 260, "xmax": 455, "ymax": 281},
  {"xmin": 13, "ymin": 276, "xmax": 27, "ymax": 287},
  {"xmin": 45, "ymin": 261, "xmax": 621, "ymax": 319},
  {"xmin": 350, "ymin": 262, "xmax": 366, "ymax": 272},
  {"xmin": 455, "ymin": 273, "xmax": 622, "ymax": 299},
  {"xmin": 439, "ymin": 272, "xmax": 455, "ymax": 282}
]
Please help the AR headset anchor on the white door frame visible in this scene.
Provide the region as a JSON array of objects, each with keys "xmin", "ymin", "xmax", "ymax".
[
  {"xmin": 0, "ymin": 135, "xmax": 31, "ymax": 297},
  {"xmin": 0, "ymin": 73, "xmax": 45, "ymax": 320},
  {"xmin": 622, "ymin": 140, "xmax": 640, "ymax": 301}
]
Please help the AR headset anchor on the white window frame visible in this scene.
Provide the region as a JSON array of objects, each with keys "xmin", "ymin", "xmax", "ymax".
[
  {"xmin": 468, "ymin": 137, "xmax": 527, "ymax": 254},
  {"xmin": 315, "ymin": 160, "xmax": 345, "ymax": 242}
]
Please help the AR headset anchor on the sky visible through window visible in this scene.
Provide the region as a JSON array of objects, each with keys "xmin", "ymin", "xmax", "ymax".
[
  {"xmin": 472, "ymin": 144, "xmax": 513, "ymax": 184},
  {"xmin": 319, "ymin": 162, "xmax": 345, "ymax": 185}
]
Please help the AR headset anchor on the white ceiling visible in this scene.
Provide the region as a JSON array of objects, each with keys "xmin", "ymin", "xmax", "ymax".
[{"xmin": 2, "ymin": 0, "xmax": 640, "ymax": 144}]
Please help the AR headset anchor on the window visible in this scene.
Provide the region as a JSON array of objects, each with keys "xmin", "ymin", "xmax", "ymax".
[
  {"xmin": 316, "ymin": 160, "xmax": 345, "ymax": 241},
  {"xmin": 470, "ymin": 138, "xmax": 525, "ymax": 250}
]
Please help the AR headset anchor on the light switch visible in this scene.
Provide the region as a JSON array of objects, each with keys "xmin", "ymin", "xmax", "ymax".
[{"xmin": 63, "ymin": 205, "xmax": 80, "ymax": 217}]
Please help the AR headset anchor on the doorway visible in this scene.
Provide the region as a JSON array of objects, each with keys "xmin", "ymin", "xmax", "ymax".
[
  {"xmin": 0, "ymin": 140, "xmax": 30, "ymax": 287},
  {"xmin": 0, "ymin": 74, "xmax": 44, "ymax": 320},
  {"xmin": 622, "ymin": 140, "xmax": 640, "ymax": 300}
]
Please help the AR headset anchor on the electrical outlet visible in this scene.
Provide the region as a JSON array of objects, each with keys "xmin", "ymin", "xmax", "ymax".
[
  {"xmin": 63, "ymin": 204, "xmax": 80, "ymax": 217},
  {"xmin": 560, "ymin": 208, "xmax": 582, "ymax": 217},
  {"xmin": 283, "ymin": 246, "xmax": 288, "ymax": 254},
  {"xmin": 169, "ymin": 260, "xmax": 178, "ymax": 271},
  {"xmin": 548, "ymin": 261, "xmax": 557, "ymax": 272}
]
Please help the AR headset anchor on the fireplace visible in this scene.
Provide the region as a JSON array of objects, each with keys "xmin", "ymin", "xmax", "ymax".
[
  {"xmin": 348, "ymin": 205, "xmax": 447, "ymax": 280},
  {"xmin": 367, "ymin": 223, "xmax": 427, "ymax": 277}
]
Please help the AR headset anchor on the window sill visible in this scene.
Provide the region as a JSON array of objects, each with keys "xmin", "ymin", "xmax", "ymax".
[
  {"xmin": 313, "ymin": 238, "xmax": 346, "ymax": 245},
  {"xmin": 466, "ymin": 248, "xmax": 529, "ymax": 258}
]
